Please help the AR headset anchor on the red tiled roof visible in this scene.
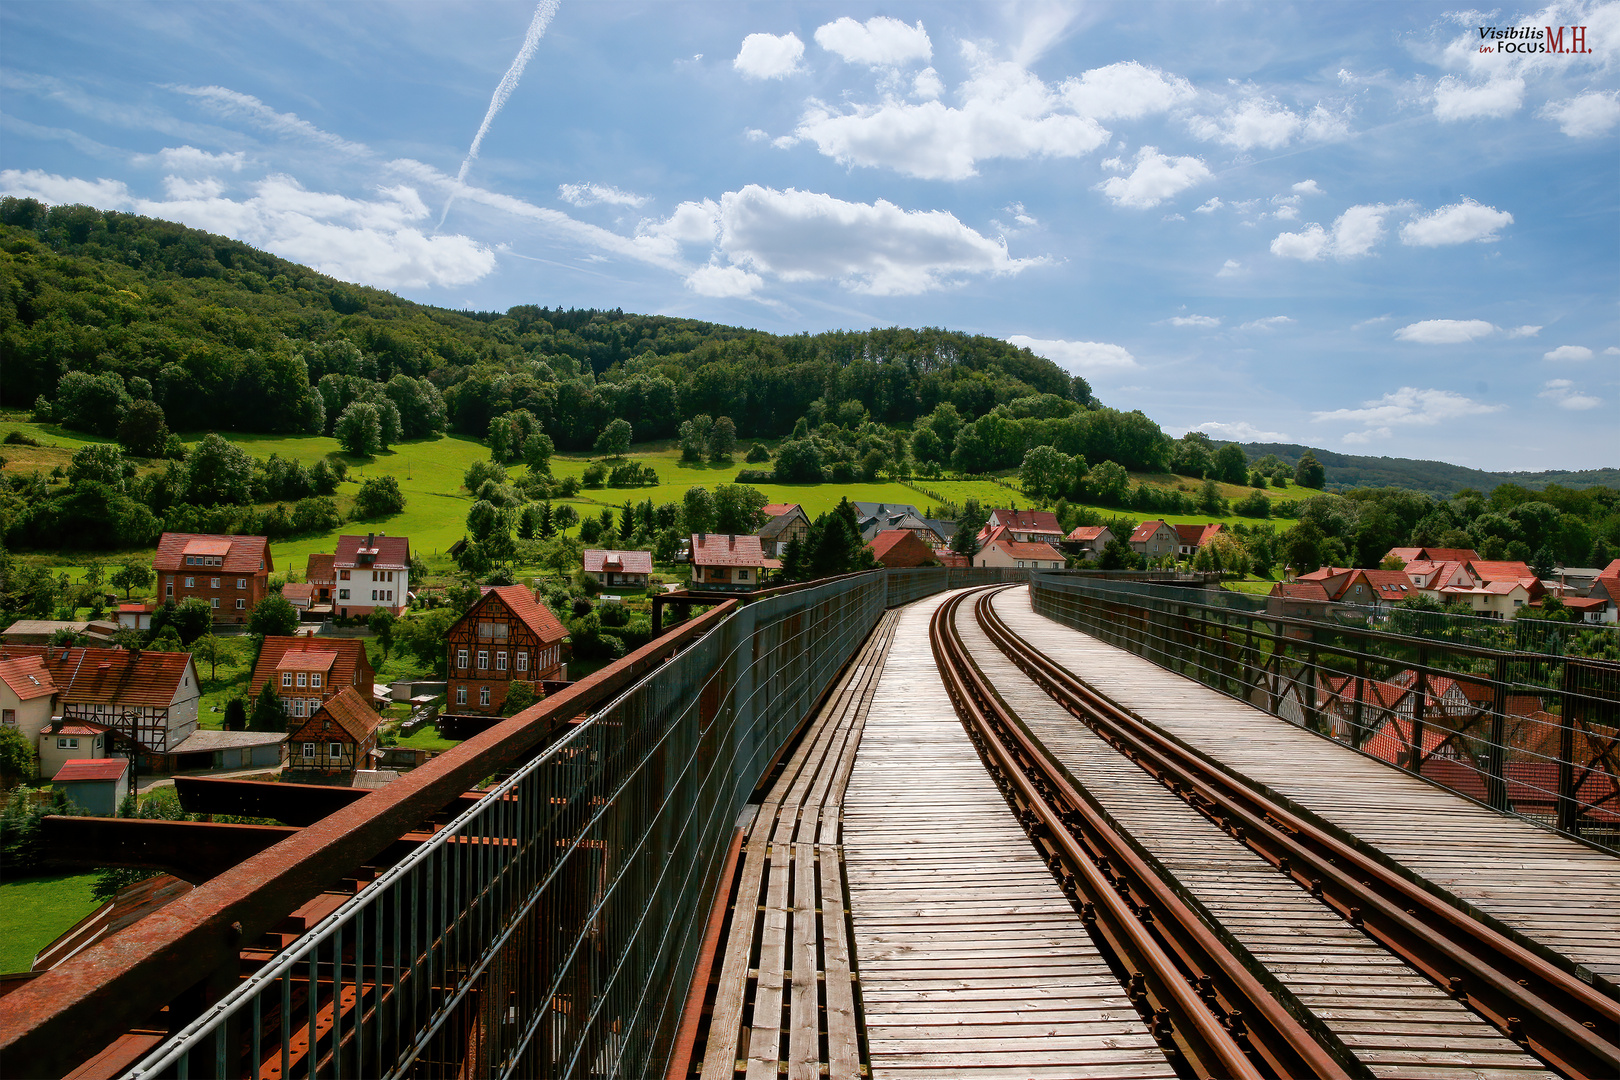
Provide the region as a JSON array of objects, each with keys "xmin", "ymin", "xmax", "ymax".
[
  {"xmin": 49, "ymin": 719, "xmax": 110, "ymax": 736},
  {"xmin": 760, "ymin": 504, "xmax": 799, "ymax": 518},
  {"xmin": 869, "ymin": 530, "xmax": 936, "ymax": 568},
  {"xmin": 583, "ymin": 549, "xmax": 653, "ymax": 575},
  {"xmin": 306, "ymin": 554, "xmax": 335, "ymax": 584},
  {"xmin": 1564, "ymin": 596, "xmax": 1612, "ymax": 610},
  {"xmin": 1271, "ymin": 581, "xmax": 1331, "ymax": 602},
  {"xmin": 992, "ymin": 509, "xmax": 1062, "ymax": 533},
  {"xmin": 300, "ymin": 686, "xmax": 379, "ymax": 743},
  {"xmin": 1386, "ymin": 548, "xmax": 1424, "ymax": 564},
  {"xmin": 1419, "ymin": 757, "xmax": 1493, "ymax": 803},
  {"xmin": 250, "ymin": 637, "xmax": 373, "ymax": 699},
  {"xmin": 1506, "ymin": 761, "xmax": 1620, "ymax": 822},
  {"xmin": 1340, "ymin": 569, "xmax": 1416, "ymax": 600},
  {"xmin": 1174, "ymin": 523, "xmax": 1222, "ymax": 547},
  {"xmin": 690, "ymin": 533, "xmax": 769, "ymax": 567},
  {"xmin": 1425, "ymin": 548, "xmax": 1480, "ymax": 563},
  {"xmin": 1363, "ymin": 715, "xmax": 1452, "ymax": 767},
  {"xmin": 334, "ymin": 533, "xmax": 410, "ymax": 571},
  {"xmin": 0, "ymin": 646, "xmax": 194, "ymax": 707},
  {"xmin": 116, "ymin": 601, "xmax": 158, "ymax": 614},
  {"xmin": 477, "ymin": 586, "xmax": 568, "ymax": 645},
  {"xmin": 1130, "ymin": 520, "xmax": 1169, "ymax": 543},
  {"xmin": 155, "ymin": 533, "xmax": 271, "ymax": 575},
  {"xmin": 1067, "ymin": 526, "xmax": 1108, "ymax": 541},
  {"xmin": 1469, "ymin": 560, "xmax": 1535, "ymax": 582},
  {"xmin": 282, "ymin": 584, "xmax": 315, "ymax": 602},
  {"xmin": 0, "ymin": 655, "xmax": 55, "ymax": 700},
  {"xmin": 53, "ymin": 758, "xmax": 129, "ymax": 783},
  {"xmin": 989, "ymin": 537, "xmax": 1066, "ymax": 562},
  {"xmin": 277, "ymin": 650, "xmax": 337, "ymax": 672}
]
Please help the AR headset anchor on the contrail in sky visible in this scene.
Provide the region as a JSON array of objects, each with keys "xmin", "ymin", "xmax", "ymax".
[{"xmin": 437, "ymin": 0, "xmax": 560, "ymax": 230}]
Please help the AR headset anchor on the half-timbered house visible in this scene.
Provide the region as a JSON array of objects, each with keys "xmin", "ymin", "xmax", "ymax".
[
  {"xmin": 284, "ymin": 687, "xmax": 380, "ymax": 782},
  {"xmin": 446, "ymin": 586, "xmax": 568, "ymax": 715},
  {"xmin": 249, "ymin": 637, "xmax": 375, "ymax": 725}
]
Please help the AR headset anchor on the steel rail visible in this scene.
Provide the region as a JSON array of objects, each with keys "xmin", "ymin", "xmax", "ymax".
[
  {"xmin": 930, "ymin": 587, "xmax": 1356, "ymax": 1080},
  {"xmin": 976, "ymin": 587, "xmax": 1620, "ymax": 1080}
]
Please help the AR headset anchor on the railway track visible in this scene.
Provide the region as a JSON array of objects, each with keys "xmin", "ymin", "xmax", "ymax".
[{"xmin": 931, "ymin": 583, "xmax": 1620, "ymax": 1080}]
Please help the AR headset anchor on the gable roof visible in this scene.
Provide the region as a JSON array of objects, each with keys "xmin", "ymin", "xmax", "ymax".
[
  {"xmin": 986, "ymin": 533, "xmax": 1065, "ymax": 562},
  {"xmin": 0, "ymin": 647, "xmax": 195, "ymax": 708},
  {"xmin": 691, "ymin": 533, "xmax": 770, "ymax": 567},
  {"xmin": 306, "ymin": 686, "xmax": 379, "ymax": 743},
  {"xmin": 868, "ymin": 530, "xmax": 936, "ymax": 567},
  {"xmin": 0, "ymin": 655, "xmax": 56, "ymax": 701},
  {"xmin": 851, "ymin": 502, "xmax": 921, "ymax": 520},
  {"xmin": 1469, "ymin": 560, "xmax": 1536, "ymax": 583},
  {"xmin": 277, "ymin": 650, "xmax": 338, "ymax": 672},
  {"xmin": 1386, "ymin": 548, "xmax": 1424, "ymax": 564},
  {"xmin": 584, "ymin": 549, "xmax": 653, "ymax": 575},
  {"xmin": 1173, "ymin": 523, "xmax": 1223, "ymax": 547},
  {"xmin": 760, "ymin": 504, "xmax": 801, "ymax": 519},
  {"xmin": 991, "ymin": 509, "xmax": 1062, "ymax": 534},
  {"xmin": 1067, "ymin": 526, "xmax": 1109, "ymax": 542},
  {"xmin": 334, "ymin": 533, "xmax": 410, "ymax": 571},
  {"xmin": 155, "ymin": 533, "xmax": 271, "ymax": 575},
  {"xmin": 1341, "ymin": 569, "xmax": 1416, "ymax": 600},
  {"xmin": 250, "ymin": 637, "xmax": 373, "ymax": 698},
  {"xmin": 476, "ymin": 586, "xmax": 568, "ymax": 644},
  {"xmin": 1271, "ymin": 581, "xmax": 1331, "ymax": 602},
  {"xmin": 53, "ymin": 758, "xmax": 129, "ymax": 783},
  {"xmin": 305, "ymin": 554, "xmax": 335, "ymax": 583},
  {"xmin": 1130, "ymin": 520, "xmax": 1173, "ymax": 543}
]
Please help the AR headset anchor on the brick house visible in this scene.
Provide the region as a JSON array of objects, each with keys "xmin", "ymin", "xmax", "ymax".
[
  {"xmin": 331, "ymin": 533, "xmax": 411, "ymax": 618},
  {"xmin": 285, "ymin": 687, "xmax": 380, "ymax": 782},
  {"xmin": 583, "ymin": 549, "xmax": 653, "ymax": 589},
  {"xmin": 153, "ymin": 533, "xmax": 272, "ymax": 625},
  {"xmin": 1128, "ymin": 520, "xmax": 1180, "ymax": 559},
  {"xmin": 446, "ymin": 586, "xmax": 568, "ymax": 715},
  {"xmin": 868, "ymin": 529, "xmax": 938, "ymax": 569},
  {"xmin": 249, "ymin": 637, "xmax": 375, "ymax": 725},
  {"xmin": 690, "ymin": 534, "xmax": 778, "ymax": 591}
]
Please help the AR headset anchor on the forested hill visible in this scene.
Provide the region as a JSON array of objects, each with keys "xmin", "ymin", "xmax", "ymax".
[
  {"xmin": 0, "ymin": 199, "xmax": 1081, "ymax": 448},
  {"xmin": 1232, "ymin": 443, "xmax": 1620, "ymax": 499}
]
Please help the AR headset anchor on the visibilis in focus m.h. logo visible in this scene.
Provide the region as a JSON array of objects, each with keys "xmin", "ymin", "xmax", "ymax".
[{"xmin": 1477, "ymin": 24, "xmax": 1593, "ymax": 53}]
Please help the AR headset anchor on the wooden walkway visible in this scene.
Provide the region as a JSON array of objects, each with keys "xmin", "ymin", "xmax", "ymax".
[
  {"xmin": 698, "ymin": 609, "xmax": 901, "ymax": 1080},
  {"xmin": 841, "ymin": 592, "xmax": 1174, "ymax": 1080},
  {"xmin": 965, "ymin": 592, "xmax": 1553, "ymax": 1080},
  {"xmin": 998, "ymin": 586, "xmax": 1620, "ymax": 990}
]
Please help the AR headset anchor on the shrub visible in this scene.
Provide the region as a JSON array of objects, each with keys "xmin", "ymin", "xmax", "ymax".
[
  {"xmin": 3, "ymin": 430, "xmax": 41, "ymax": 446},
  {"xmin": 582, "ymin": 463, "xmax": 607, "ymax": 488},
  {"xmin": 355, "ymin": 475, "xmax": 406, "ymax": 517},
  {"xmin": 745, "ymin": 443, "xmax": 771, "ymax": 463},
  {"xmin": 733, "ymin": 468, "xmax": 774, "ymax": 484}
]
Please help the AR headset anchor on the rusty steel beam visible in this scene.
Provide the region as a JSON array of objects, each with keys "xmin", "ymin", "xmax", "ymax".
[
  {"xmin": 40, "ymin": 818, "xmax": 301, "ymax": 883},
  {"xmin": 0, "ymin": 599, "xmax": 739, "ymax": 1080},
  {"xmin": 173, "ymin": 776, "xmax": 367, "ymax": 826}
]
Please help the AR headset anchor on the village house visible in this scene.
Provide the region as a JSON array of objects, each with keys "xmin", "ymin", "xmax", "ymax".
[
  {"xmin": 868, "ymin": 529, "xmax": 938, "ymax": 569},
  {"xmin": 282, "ymin": 583, "xmax": 315, "ymax": 613},
  {"xmin": 1385, "ymin": 546, "xmax": 1480, "ymax": 566},
  {"xmin": 1468, "ymin": 559, "xmax": 1544, "ymax": 601},
  {"xmin": 284, "ymin": 686, "xmax": 380, "ymax": 782},
  {"xmin": 0, "ymin": 645, "xmax": 200, "ymax": 770},
  {"xmin": 984, "ymin": 509, "xmax": 1064, "ymax": 545},
  {"xmin": 114, "ymin": 602, "xmax": 158, "ymax": 632},
  {"xmin": 1128, "ymin": 520, "xmax": 1181, "ymax": 560},
  {"xmin": 153, "ymin": 532, "xmax": 272, "ymax": 625},
  {"xmin": 758, "ymin": 504, "xmax": 811, "ymax": 557},
  {"xmin": 330, "ymin": 533, "xmax": 410, "ymax": 618},
  {"xmin": 37, "ymin": 718, "xmax": 112, "ymax": 779},
  {"xmin": 249, "ymin": 637, "xmax": 375, "ymax": 725},
  {"xmin": 0, "ymin": 620, "xmax": 118, "ymax": 647},
  {"xmin": 446, "ymin": 585, "xmax": 568, "ymax": 714},
  {"xmin": 1564, "ymin": 595, "xmax": 1618, "ymax": 624},
  {"xmin": 1335, "ymin": 569, "xmax": 1417, "ymax": 614},
  {"xmin": 690, "ymin": 533, "xmax": 779, "ymax": 591},
  {"xmin": 975, "ymin": 525, "xmax": 1065, "ymax": 570},
  {"xmin": 305, "ymin": 554, "xmax": 336, "ymax": 613},
  {"xmin": 583, "ymin": 549, "xmax": 653, "ymax": 589},
  {"xmin": 1437, "ymin": 580, "xmax": 1532, "ymax": 620},
  {"xmin": 1174, "ymin": 523, "xmax": 1224, "ymax": 558},
  {"xmin": 1267, "ymin": 580, "xmax": 1335, "ymax": 623},
  {"xmin": 1404, "ymin": 560, "xmax": 1476, "ymax": 600},
  {"xmin": 1064, "ymin": 526, "xmax": 1114, "ymax": 558},
  {"xmin": 52, "ymin": 758, "xmax": 131, "ymax": 816}
]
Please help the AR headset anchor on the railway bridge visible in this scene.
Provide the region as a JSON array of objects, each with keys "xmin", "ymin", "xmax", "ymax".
[{"xmin": 1, "ymin": 569, "xmax": 1616, "ymax": 1079}]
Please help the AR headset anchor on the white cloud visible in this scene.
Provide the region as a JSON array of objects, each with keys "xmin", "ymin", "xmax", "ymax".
[
  {"xmin": 1094, "ymin": 146, "xmax": 1211, "ymax": 209},
  {"xmin": 1062, "ymin": 61, "xmax": 1195, "ymax": 120},
  {"xmin": 174, "ymin": 85, "xmax": 370, "ymax": 156},
  {"xmin": 1399, "ymin": 198, "xmax": 1513, "ymax": 246},
  {"xmin": 1240, "ymin": 315, "xmax": 1294, "ymax": 330},
  {"xmin": 1168, "ymin": 314, "xmax": 1220, "ymax": 327},
  {"xmin": 1272, "ymin": 203, "xmax": 1399, "ymax": 260},
  {"xmin": 558, "ymin": 182, "xmax": 648, "ymax": 208},
  {"xmin": 1004, "ymin": 201, "xmax": 1037, "ymax": 226},
  {"xmin": 1539, "ymin": 91, "xmax": 1620, "ymax": 137},
  {"xmin": 1433, "ymin": 75, "xmax": 1525, "ymax": 120},
  {"xmin": 1607, "ymin": 347, "xmax": 1620, "ymax": 356},
  {"xmin": 734, "ymin": 32, "xmax": 805, "ymax": 80},
  {"xmin": 1006, "ymin": 335, "xmax": 1138, "ymax": 372},
  {"xmin": 1540, "ymin": 379, "xmax": 1602, "ymax": 410},
  {"xmin": 794, "ymin": 47, "xmax": 1108, "ymax": 181},
  {"xmin": 1195, "ymin": 420, "xmax": 1291, "ymax": 442},
  {"xmin": 640, "ymin": 198, "xmax": 720, "ymax": 246},
  {"xmin": 912, "ymin": 68, "xmax": 944, "ymax": 100},
  {"xmin": 144, "ymin": 145, "xmax": 246, "ymax": 174},
  {"xmin": 1506, "ymin": 325, "xmax": 1542, "ymax": 338},
  {"xmin": 685, "ymin": 262, "xmax": 763, "ymax": 297},
  {"xmin": 163, "ymin": 175, "xmax": 225, "ymax": 199},
  {"xmin": 814, "ymin": 16, "xmax": 931, "ymax": 67},
  {"xmin": 1543, "ymin": 344, "xmax": 1594, "ymax": 361},
  {"xmin": 744, "ymin": 128, "xmax": 769, "ymax": 142},
  {"xmin": 0, "ymin": 168, "xmax": 135, "ymax": 208},
  {"xmin": 714, "ymin": 185, "xmax": 1038, "ymax": 295},
  {"xmin": 1292, "ymin": 179, "xmax": 1323, "ymax": 195},
  {"xmin": 1314, "ymin": 387, "xmax": 1504, "ymax": 441},
  {"xmin": 1187, "ymin": 97, "xmax": 1341, "ymax": 150},
  {"xmin": 1394, "ymin": 319, "xmax": 1498, "ymax": 344},
  {"xmin": 1217, "ymin": 259, "xmax": 1243, "ymax": 277},
  {"xmin": 1194, "ymin": 197, "xmax": 1223, "ymax": 213}
]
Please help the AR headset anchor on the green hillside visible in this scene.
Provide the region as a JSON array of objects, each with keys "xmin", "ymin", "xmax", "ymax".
[{"xmin": 1231, "ymin": 443, "xmax": 1620, "ymax": 498}]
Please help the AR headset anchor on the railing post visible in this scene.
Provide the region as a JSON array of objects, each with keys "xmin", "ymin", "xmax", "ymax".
[
  {"xmin": 1305, "ymin": 646, "xmax": 1321, "ymax": 733},
  {"xmin": 1409, "ymin": 648, "xmax": 1428, "ymax": 775},
  {"xmin": 1556, "ymin": 661, "xmax": 1579, "ymax": 834},
  {"xmin": 1352, "ymin": 654, "xmax": 1366, "ymax": 748},
  {"xmin": 1485, "ymin": 654, "xmax": 1510, "ymax": 811}
]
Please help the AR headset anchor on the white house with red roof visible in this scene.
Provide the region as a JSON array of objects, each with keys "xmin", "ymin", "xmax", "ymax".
[
  {"xmin": 0, "ymin": 653, "xmax": 58, "ymax": 751},
  {"xmin": 1173, "ymin": 523, "xmax": 1223, "ymax": 558},
  {"xmin": 690, "ymin": 533, "xmax": 779, "ymax": 591},
  {"xmin": 975, "ymin": 525, "xmax": 1066, "ymax": 570},
  {"xmin": 331, "ymin": 532, "xmax": 411, "ymax": 617},
  {"xmin": 983, "ymin": 509, "xmax": 1063, "ymax": 545},
  {"xmin": 1064, "ymin": 525, "xmax": 1114, "ymax": 557},
  {"xmin": 1467, "ymin": 559, "xmax": 1544, "ymax": 600},
  {"xmin": 1128, "ymin": 520, "xmax": 1180, "ymax": 559},
  {"xmin": 583, "ymin": 549, "xmax": 653, "ymax": 588}
]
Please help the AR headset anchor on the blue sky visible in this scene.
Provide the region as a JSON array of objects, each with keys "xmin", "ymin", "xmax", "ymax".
[{"xmin": 3, "ymin": 1, "xmax": 1616, "ymax": 472}]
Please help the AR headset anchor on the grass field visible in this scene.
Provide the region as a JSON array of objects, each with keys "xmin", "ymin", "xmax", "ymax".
[{"xmin": 0, "ymin": 872, "xmax": 101, "ymax": 974}]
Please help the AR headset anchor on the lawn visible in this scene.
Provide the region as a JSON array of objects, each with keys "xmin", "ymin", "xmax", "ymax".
[
  {"xmin": 1222, "ymin": 577, "xmax": 1284, "ymax": 596},
  {"xmin": 0, "ymin": 872, "xmax": 102, "ymax": 974}
]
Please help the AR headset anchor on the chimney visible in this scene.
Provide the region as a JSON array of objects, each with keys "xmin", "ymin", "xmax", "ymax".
[
  {"xmin": 699, "ymin": 532, "xmax": 706, "ymax": 545},
  {"xmin": 366, "ymin": 532, "xmax": 375, "ymax": 548}
]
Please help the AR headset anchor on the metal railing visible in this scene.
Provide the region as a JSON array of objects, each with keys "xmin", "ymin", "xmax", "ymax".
[
  {"xmin": 1030, "ymin": 575, "xmax": 1620, "ymax": 851},
  {"xmin": 126, "ymin": 572, "xmax": 901, "ymax": 1079}
]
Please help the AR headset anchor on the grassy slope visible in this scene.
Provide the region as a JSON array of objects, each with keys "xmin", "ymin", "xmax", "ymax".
[{"xmin": 0, "ymin": 872, "xmax": 101, "ymax": 974}]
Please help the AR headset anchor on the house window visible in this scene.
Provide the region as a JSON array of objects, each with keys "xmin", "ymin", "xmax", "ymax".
[
  {"xmin": 236, "ymin": 599, "xmax": 245, "ymax": 609},
  {"xmin": 339, "ymin": 589, "xmax": 350, "ymax": 600},
  {"xmin": 340, "ymin": 570, "xmax": 351, "ymax": 580},
  {"xmin": 310, "ymin": 673, "xmax": 321, "ymax": 688},
  {"xmin": 516, "ymin": 652, "xmax": 527, "ymax": 672},
  {"xmin": 308, "ymin": 699, "xmax": 319, "ymax": 715},
  {"xmin": 296, "ymin": 672, "xmax": 307, "ymax": 688},
  {"xmin": 386, "ymin": 591, "xmax": 392, "ymax": 602},
  {"xmin": 477, "ymin": 650, "xmax": 489, "ymax": 670},
  {"xmin": 739, "ymin": 569, "xmax": 750, "ymax": 580},
  {"xmin": 479, "ymin": 686, "xmax": 490, "ymax": 706},
  {"xmin": 1, "ymin": 710, "xmax": 13, "ymax": 726},
  {"xmin": 329, "ymin": 742, "xmax": 343, "ymax": 759},
  {"xmin": 211, "ymin": 597, "xmax": 219, "ymax": 608},
  {"xmin": 283, "ymin": 673, "xmax": 294, "ymax": 687},
  {"xmin": 302, "ymin": 742, "xmax": 315, "ymax": 761},
  {"xmin": 372, "ymin": 590, "xmax": 378, "ymax": 601},
  {"xmin": 57, "ymin": 737, "xmax": 78, "ymax": 749},
  {"xmin": 185, "ymin": 577, "xmax": 195, "ymax": 588},
  {"xmin": 292, "ymin": 699, "xmax": 306, "ymax": 717},
  {"xmin": 496, "ymin": 651, "xmax": 507, "ymax": 671},
  {"xmin": 211, "ymin": 577, "xmax": 220, "ymax": 589},
  {"xmin": 457, "ymin": 649, "xmax": 469, "ymax": 668},
  {"xmin": 456, "ymin": 686, "xmax": 467, "ymax": 705},
  {"xmin": 166, "ymin": 581, "xmax": 174, "ymax": 597},
  {"xmin": 238, "ymin": 578, "xmax": 246, "ymax": 589}
]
